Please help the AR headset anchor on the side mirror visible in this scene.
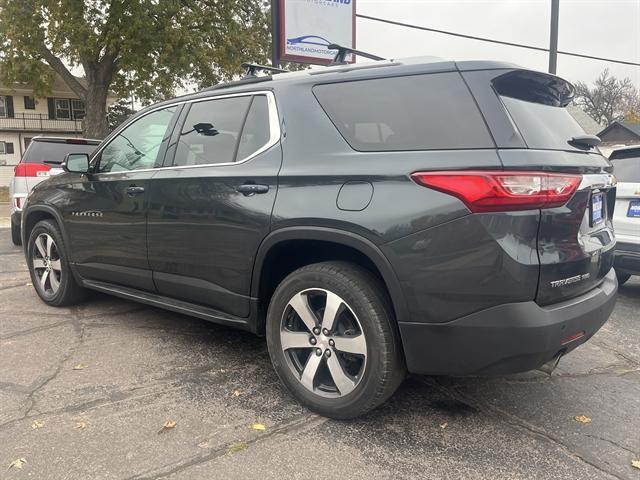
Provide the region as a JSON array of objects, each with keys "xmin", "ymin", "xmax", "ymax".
[{"xmin": 63, "ymin": 153, "xmax": 90, "ymax": 173}]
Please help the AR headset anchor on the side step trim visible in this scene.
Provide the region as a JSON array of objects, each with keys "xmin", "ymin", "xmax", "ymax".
[{"xmin": 82, "ymin": 280, "xmax": 251, "ymax": 331}]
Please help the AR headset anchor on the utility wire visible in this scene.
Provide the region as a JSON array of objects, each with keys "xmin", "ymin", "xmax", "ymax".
[{"xmin": 356, "ymin": 14, "xmax": 640, "ymax": 67}]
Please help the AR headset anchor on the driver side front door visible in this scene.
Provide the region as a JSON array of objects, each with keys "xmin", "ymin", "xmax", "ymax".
[{"xmin": 62, "ymin": 104, "xmax": 181, "ymax": 291}]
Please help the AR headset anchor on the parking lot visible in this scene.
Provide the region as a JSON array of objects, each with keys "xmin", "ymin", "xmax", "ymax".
[{"xmin": 1, "ymin": 206, "xmax": 638, "ymax": 480}]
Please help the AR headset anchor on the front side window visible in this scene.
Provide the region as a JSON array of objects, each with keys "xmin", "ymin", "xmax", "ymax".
[
  {"xmin": 173, "ymin": 96, "xmax": 252, "ymax": 167},
  {"xmin": 96, "ymin": 106, "xmax": 176, "ymax": 173},
  {"xmin": 313, "ymin": 73, "xmax": 494, "ymax": 151},
  {"xmin": 55, "ymin": 99, "xmax": 70, "ymax": 119},
  {"xmin": 0, "ymin": 97, "xmax": 6, "ymax": 117}
]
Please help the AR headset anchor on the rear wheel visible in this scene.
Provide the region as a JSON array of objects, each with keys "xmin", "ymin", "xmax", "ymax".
[
  {"xmin": 11, "ymin": 221, "xmax": 21, "ymax": 246},
  {"xmin": 266, "ymin": 261, "xmax": 405, "ymax": 419},
  {"xmin": 27, "ymin": 220, "xmax": 86, "ymax": 306},
  {"xmin": 616, "ymin": 270, "xmax": 631, "ymax": 286}
]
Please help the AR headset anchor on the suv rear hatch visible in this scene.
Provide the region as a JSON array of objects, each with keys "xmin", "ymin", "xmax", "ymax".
[{"xmin": 478, "ymin": 69, "xmax": 616, "ymax": 305}]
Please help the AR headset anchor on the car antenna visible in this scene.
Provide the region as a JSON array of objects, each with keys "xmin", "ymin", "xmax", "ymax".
[
  {"xmin": 327, "ymin": 44, "xmax": 385, "ymax": 66},
  {"xmin": 241, "ymin": 63, "xmax": 289, "ymax": 79}
]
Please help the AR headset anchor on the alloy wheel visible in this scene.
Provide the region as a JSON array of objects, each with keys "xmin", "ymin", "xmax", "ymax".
[
  {"xmin": 280, "ymin": 288, "xmax": 367, "ymax": 398},
  {"xmin": 32, "ymin": 233, "xmax": 62, "ymax": 296}
]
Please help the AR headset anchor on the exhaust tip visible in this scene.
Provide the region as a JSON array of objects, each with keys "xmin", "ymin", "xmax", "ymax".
[{"xmin": 537, "ymin": 353, "xmax": 563, "ymax": 375}]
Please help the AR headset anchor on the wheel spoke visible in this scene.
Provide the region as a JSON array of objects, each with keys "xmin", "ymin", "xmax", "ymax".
[
  {"xmin": 333, "ymin": 334, "xmax": 367, "ymax": 355},
  {"xmin": 35, "ymin": 236, "xmax": 47, "ymax": 258},
  {"xmin": 281, "ymin": 330, "xmax": 313, "ymax": 350},
  {"xmin": 39, "ymin": 270, "xmax": 49, "ymax": 291},
  {"xmin": 46, "ymin": 235, "xmax": 54, "ymax": 258},
  {"xmin": 32, "ymin": 258, "xmax": 47, "ymax": 270},
  {"xmin": 288, "ymin": 292, "xmax": 318, "ymax": 333},
  {"xmin": 300, "ymin": 352, "xmax": 322, "ymax": 391},
  {"xmin": 49, "ymin": 271, "xmax": 60, "ymax": 292},
  {"xmin": 326, "ymin": 354, "xmax": 356, "ymax": 395},
  {"xmin": 50, "ymin": 259, "xmax": 61, "ymax": 272},
  {"xmin": 321, "ymin": 291, "xmax": 343, "ymax": 332}
]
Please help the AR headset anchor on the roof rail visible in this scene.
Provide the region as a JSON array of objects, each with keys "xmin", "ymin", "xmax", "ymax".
[
  {"xmin": 327, "ymin": 44, "xmax": 385, "ymax": 66},
  {"xmin": 241, "ymin": 62, "xmax": 288, "ymax": 78}
]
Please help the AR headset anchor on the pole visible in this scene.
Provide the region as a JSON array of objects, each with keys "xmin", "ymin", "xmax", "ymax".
[
  {"xmin": 271, "ymin": 0, "xmax": 281, "ymax": 68},
  {"xmin": 548, "ymin": 0, "xmax": 559, "ymax": 74}
]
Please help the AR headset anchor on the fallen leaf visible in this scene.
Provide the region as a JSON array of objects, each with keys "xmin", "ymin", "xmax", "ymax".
[
  {"xmin": 232, "ymin": 390, "xmax": 241, "ymax": 397},
  {"xmin": 197, "ymin": 441, "xmax": 210, "ymax": 449},
  {"xmin": 8, "ymin": 458, "xmax": 26, "ymax": 469},
  {"xmin": 72, "ymin": 364, "xmax": 87, "ymax": 370},
  {"xmin": 227, "ymin": 442, "xmax": 248, "ymax": 455},
  {"xmin": 632, "ymin": 459, "xmax": 640, "ymax": 470},
  {"xmin": 250, "ymin": 423, "xmax": 266, "ymax": 431},
  {"xmin": 573, "ymin": 415, "xmax": 592, "ymax": 424},
  {"xmin": 440, "ymin": 422, "xmax": 448, "ymax": 429},
  {"xmin": 75, "ymin": 420, "xmax": 88, "ymax": 430},
  {"xmin": 31, "ymin": 420, "xmax": 45, "ymax": 429},
  {"xmin": 158, "ymin": 420, "xmax": 177, "ymax": 433}
]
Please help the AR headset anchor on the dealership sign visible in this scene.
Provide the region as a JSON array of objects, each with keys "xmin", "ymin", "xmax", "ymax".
[{"xmin": 279, "ymin": 0, "xmax": 356, "ymax": 65}]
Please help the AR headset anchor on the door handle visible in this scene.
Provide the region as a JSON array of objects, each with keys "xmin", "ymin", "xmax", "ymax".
[
  {"xmin": 126, "ymin": 185, "xmax": 145, "ymax": 196},
  {"xmin": 237, "ymin": 183, "xmax": 269, "ymax": 196}
]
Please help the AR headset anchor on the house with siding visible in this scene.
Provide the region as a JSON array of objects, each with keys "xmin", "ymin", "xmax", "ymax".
[{"xmin": 0, "ymin": 72, "xmax": 116, "ymax": 186}]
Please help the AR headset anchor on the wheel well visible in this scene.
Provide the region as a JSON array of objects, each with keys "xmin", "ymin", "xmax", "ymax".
[
  {"xmin": 256, "ymin": 239, "xmax": 394, "ymax": 333},
  {"xmin": 24, "ymin": 211, "xmax": 56, "ymax": 241}
]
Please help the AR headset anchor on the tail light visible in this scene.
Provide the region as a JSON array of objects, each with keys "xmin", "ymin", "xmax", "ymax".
[
  {"xmin": 411, "ymin": 171, "xmax": 582, "ymax": 212},
  {"xmin": 14, "ymin": 163, "xmax": 51, "ymax": 177}
]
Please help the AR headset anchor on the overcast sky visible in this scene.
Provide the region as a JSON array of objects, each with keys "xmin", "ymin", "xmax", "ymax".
[{"xmin": 355, "ymin": 0, "xmax": 639, "ymax": 88}]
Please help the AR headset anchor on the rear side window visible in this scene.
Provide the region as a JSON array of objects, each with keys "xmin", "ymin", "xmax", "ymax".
[
  {"xmin": 493, "ymin": 70, "xmax": 585, "ymax": 151},
  {"xmin": 612, "ymin": 157, "xmax": 640, "ymax": 182},
  {"xmin": 22, "ymin": 141, "xmax": 97, "ymax": 164},
  {"xmin": 313, "ymin": 72, "xmax": 494, "ymax": 151}
]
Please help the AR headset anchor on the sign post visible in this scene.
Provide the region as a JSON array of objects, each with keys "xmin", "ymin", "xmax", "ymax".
[{"xmin": 276, "ymin": 0, "xmax": 356, "ymax": 66}]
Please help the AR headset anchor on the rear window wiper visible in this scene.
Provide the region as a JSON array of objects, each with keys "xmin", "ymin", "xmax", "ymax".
[{"xmin": 568, "ymin": 135, "xmax": 601, "ymax": 150}]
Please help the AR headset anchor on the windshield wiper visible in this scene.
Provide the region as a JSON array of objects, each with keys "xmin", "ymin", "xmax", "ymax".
[{"xmin": 569, "ymin": 135, "xmax": 601, "ymax": 150}]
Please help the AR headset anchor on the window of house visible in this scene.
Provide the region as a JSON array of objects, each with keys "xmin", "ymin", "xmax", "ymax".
[
  {"xmin": 72, "ymin": 99, "xmax": 85, "ymax": 119},
  {"xmin": 173, "ymin": 96, "xmax": 253, "ymax": 167},
  {"xmin": 0, "ymin": 97, "xmax": 6, "ymax": 117},
  {"xmin": 24, "ymin": 96, "xmax": 36, "ymax": 110},
  {"xmin": 96, "ymin": 106, "xmax": 177, "ymax": 173},
  {"xmin": 0, "ymin": 141, "xmax": 5, "ymax": 154},
  {"xmin": 55, "ymin": 98, "xmax": 71, "ymax": 119}
]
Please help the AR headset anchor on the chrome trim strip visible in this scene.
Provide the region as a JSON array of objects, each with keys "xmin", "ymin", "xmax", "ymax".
[
  {"xmin": 578, "ymin": 173, "xmax": 617, "ymax": 191},
  {"xmin": 90, "ymin": 90, "xmax": 280, "ymax": 175}
]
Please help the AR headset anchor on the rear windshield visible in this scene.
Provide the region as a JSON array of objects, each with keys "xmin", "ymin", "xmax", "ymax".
[
  {"xmin": 313, "ymin": 72, "xmax": 494, "ymax": 151},
  {"xmin": 22, "ymin": 141, "xmax": 97, "ymax": 164},
  {"xmin": 611, "ymin": 157, "xmax": 640, "ymax": 182}
]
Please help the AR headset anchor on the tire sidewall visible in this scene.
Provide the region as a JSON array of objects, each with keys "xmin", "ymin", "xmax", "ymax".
[{"xmin": 266, "ymin": 265, "xmax": 393, "ymax": 417}]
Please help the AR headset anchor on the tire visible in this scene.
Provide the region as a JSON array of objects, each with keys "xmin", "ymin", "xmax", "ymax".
[
  {"xmin": 11, "ymin": 221, "xmax": 22, "ymax": 246},
  {"xmin": 616, "ymin": 270, "xmax": 631, "ymax": 286},
  {"xmin": 266, "ymin": 261, "xmax": 405, "ymax": 419},
  {"xmin": 26, "ymin": 219, "xmax": 86, "ymax": 306}
]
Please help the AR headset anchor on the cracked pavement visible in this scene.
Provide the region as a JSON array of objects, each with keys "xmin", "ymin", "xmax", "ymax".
[{"xmin": 1, "ymin": 208, "xmax": 639, "ymax": 479}]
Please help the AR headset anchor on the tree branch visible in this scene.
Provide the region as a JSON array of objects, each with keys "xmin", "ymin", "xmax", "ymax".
[{"xmin": 39, "ymin": 44, "xmax": 88, "ymax": 99}]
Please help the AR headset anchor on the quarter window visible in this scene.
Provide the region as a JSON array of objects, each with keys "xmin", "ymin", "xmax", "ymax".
[
  {"xmin": 313, "ymin": 72, "xmax": 494, "ymax": 151},
  {"xmin": 96, "ymin": 106, "xmax": 177, "ymax": 173},
  {"xmin": 173, "ymin": 96, "xmax": 252, "ymax": 167}
]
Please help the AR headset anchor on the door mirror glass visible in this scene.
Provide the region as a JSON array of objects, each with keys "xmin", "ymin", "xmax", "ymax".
[{"xmin": 64, "ymin": 153, "xmax": 90, "ymax": 173}]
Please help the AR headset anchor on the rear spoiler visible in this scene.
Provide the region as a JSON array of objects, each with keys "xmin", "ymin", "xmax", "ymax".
[{"xmin": 609, "ymin": 146, "xmax": 640, "ymax": 160}]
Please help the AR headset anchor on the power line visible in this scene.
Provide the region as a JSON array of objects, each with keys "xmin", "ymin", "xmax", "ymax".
[{"xmin": 356, "ymin": 14, "xmax": 640, "ymax": 68}]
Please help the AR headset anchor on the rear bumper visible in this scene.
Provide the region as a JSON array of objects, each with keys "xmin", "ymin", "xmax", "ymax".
[
  {"xmin": 399, "ymin": 267, "xmax": 618, "ymax": 375},
  {"xmin": 614, "ymin": 242, "xmax": 640, "ymax": 275}
]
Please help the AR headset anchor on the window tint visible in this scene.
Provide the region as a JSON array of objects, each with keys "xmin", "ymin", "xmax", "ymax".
[
  {"xmin": 23, "ymin": 141, "xmax": 96, "ymax": 164},
  {"xmin": 500, "ymin": 96, "xmax": 586, "ymax": 151},
  {"xmin": 612, "ymin": 157, "xmax": 640, "ymax": 183},
  {"xmin": 313, "ymin": 73, "xmax": 494, "ymax": 151},
  {"xmin": 97, "ymin": 106, "xmax": 176, "ymax": 173},
  {"xmin": 236, "ymin": 95, "xmax": 271, "ymax": 160},
  {"xmin": 174, "ymin": 96, "xmax": 252, "ymax": 166}
]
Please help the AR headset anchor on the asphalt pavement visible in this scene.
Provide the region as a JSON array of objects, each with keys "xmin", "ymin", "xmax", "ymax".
[{"xmin": 1, "ymin": 207, "xmax": 639, "ymax": 479}]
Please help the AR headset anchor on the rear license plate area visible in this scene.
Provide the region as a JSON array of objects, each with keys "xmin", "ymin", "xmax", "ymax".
[
  {"xmin": 628, "ymin": 200, "xmax": 640, "ymax": 218},
  {"xmin": 590, "ymin": 192, "xmax": 604, "ymax": 226}
]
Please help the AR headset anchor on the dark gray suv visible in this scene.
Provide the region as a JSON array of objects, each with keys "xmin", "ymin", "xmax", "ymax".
[{"xmin": 21, "ymin": 57, "xmax": 618, "ymax": 418}]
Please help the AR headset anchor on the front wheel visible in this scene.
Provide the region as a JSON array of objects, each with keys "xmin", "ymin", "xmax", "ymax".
[
  {"xmin": 616, "ymin": 270, "xmax": 631, "ymax": 286},
  {"xmin": 266, "ymin": 261, "xmax": 405, "ymax": 419}
]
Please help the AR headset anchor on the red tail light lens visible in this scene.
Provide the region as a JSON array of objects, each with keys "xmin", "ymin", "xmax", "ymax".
[
  {"xmin": 411, "ymin": 171, "xmax": 582, "ymax": 212},
  {"xmin": 14, "ymin": 163, "xmax": 51, "ymax": 177}
]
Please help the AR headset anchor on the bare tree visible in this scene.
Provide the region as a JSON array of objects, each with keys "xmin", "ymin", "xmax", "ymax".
[{"xmin": 573, "ymin": 69, "xmax": 640, "ymax": 126}]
